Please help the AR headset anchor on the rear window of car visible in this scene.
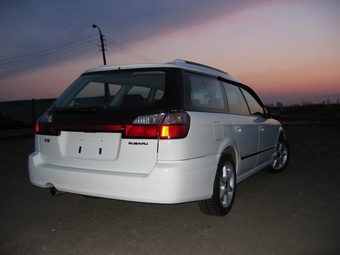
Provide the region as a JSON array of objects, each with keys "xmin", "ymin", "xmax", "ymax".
[{"xmin": 53, "ymin": 70, "xmax": 166, "ymax": 111}]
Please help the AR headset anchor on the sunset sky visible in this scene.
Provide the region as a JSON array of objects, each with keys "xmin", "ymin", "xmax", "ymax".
[{"xmin": 1, "ymin": 0, "xmax": 339, "ymax": 105}]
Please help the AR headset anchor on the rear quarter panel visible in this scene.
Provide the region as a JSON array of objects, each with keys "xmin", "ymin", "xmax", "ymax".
[{"xmin": 158, "ymin": 111, "xmax": 236, "ymax": 162}]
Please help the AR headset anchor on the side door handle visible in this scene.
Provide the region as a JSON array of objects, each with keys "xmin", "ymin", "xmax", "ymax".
[
  {"xmin": 234, "ymin": 126, "xmax": 242, "ymax": 133},
  {"xmin": 259, "ymin": 126, "xmax": 265, "ymax": 132}
]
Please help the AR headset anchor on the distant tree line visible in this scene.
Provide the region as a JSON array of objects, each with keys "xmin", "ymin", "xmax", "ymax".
[{"xmin": 265, "ymin": 98, "xmax": 340, "ymax": 108}]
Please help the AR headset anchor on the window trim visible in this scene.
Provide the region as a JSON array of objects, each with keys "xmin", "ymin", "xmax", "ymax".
[
  {"xmin": 217, "ymin": 76, "xmax": 265, "ymax": 108},
  {"xmin": 218, "ymin": 76, "xmax": 268, "ymax": 117}
]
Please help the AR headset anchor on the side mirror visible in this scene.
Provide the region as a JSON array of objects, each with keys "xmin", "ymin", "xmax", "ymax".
[{"xmin": 268, "ymin": 107, "xmax": 282, "ymax": 117}]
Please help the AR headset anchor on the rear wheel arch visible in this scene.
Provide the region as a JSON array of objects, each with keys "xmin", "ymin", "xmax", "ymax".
[
  {"xmin": 221, "ymin": 146, "xmax": 238, "ymax": 175},
  {"xmin": 197, "ymin": 150, "xmax": 237, "ymax": 216},
  {"xmin": 267, "ymin": 134, "xmax": 290, "ymax": 173},
  {"xmin": 277, "ymin": 126, "xmax": 286, "ymax": 141}
]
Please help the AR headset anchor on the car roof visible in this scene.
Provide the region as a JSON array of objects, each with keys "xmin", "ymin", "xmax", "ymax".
[{"xmin": 83, "ymin": 59, "xmax": 237, "ymax": 82}]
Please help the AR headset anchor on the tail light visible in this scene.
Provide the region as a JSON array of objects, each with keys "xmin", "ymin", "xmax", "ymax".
[
  {"xmin": 35, "ymin": 113, "xmax": 56, "ymax": 135},
  {"xmin": 36, "ymin": 111, "xmax": 190, "ymax": 139},
  {"xmin": 126, "ymin": 111, "xmax": 190, "ymax": 139},
  {"xmin": 159, "ymin": 112, "xmax": 190, "ymax": 139}
]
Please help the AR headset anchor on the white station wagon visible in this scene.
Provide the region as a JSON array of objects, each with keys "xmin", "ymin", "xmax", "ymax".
[{"xmin": 28, "ymin": 59, "xmax": 290, "ymax": 216}]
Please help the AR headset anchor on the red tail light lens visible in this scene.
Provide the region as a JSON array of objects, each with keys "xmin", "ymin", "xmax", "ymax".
[
  {"xmin": 159, "ymin": 112, "xmax": 190, "ymax": 139},
  {"xmin": 35, "ymin": 113, "xmax": 58, "ymax": 135},
  {"xmin": 36, "ymin": 123, "xmax": 123, "ymax": 136},
  {"xmin": 35, "ymin": 123, "xmax": 40, "ymax": 133},
  {"xmin": 124, "ymin": 113, "xmax": 164, "ymax": 138},
  {"xmin": 35, "ymin": 113, "xmax": 123, "ymax": 135},
  {"xmin": 36, "ymin": 112, "xmax": 190, "ymax": 139},
  {"xmin": 125, "ymin": 125, "xmax": 159, "ymax": 138},
  {"xmin": 127, "ymin": 112, "xmax": 190, "ymax": 139}
]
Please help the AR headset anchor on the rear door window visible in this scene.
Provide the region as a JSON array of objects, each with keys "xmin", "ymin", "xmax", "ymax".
[
  {"xmin": 240, "ymin": 88, "xmax": 265, "ymax": 116},
  {"xmin": 184, "ymin": 72, "xmax": 225, "ymax": 112},
  {"xmin": 223, "ymin": 82, "xmax": 249, "ymax": 115}
]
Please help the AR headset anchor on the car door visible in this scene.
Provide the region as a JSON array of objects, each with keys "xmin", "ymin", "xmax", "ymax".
[
  {"xmin": 240, "ymin": 88, "xmax": 276, "ymax": 167},
  {"xmin": 255, "ymin": 117, "xmax": 277, "ymax": 166},
  {"xmin": 180, "ymin": 72, "xmax": 230, "ymax": 159},
  {"xmin": 223, "ymin": 82, "xmax": 259, "ymax": 177}
]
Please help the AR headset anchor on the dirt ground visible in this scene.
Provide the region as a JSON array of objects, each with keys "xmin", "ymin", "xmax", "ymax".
[{"xmin": 0, "ymin": 125, "xmax": 339, "ymax": 255}]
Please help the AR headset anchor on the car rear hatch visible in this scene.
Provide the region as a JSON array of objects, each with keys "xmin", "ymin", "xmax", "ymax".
[
  {"xmin": 36, "ymin": 112, "xmax": 161, "ymax": 175},
  {"xmin": 35, "ymin": 68, "xmax": 185, "ymax": 175}
]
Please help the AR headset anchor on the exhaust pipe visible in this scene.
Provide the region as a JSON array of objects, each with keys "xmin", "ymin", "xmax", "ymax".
[{"xmin": 50, "ymin": 187, "xmax": 66, "ymax": 196}]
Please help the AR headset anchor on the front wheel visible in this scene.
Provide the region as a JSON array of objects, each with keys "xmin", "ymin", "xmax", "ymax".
[
  {"xmin": 267, "ymin": 137, "xmax": 290, "ymax": 173},
  {"xmin": 198, "ymin": 155, "xmax": 236, "ymax": 216}
]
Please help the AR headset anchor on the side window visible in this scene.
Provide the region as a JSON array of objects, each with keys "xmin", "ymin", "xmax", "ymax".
[
  {"xmin": 223, "ymin": 82, "xmax": 249, "ymax": 115},
  {"xmin": 184, "ymin": 72, "xmax": 225, "ymax": 111},
  {"xmin": 241, "ymin": 88, "xmax": 265, "ymax": 116}
]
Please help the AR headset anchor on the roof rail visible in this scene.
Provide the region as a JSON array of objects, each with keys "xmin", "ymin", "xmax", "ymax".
[{"xmin": 172, "ymin": 59, "xmax": 228, "ymax": 74}]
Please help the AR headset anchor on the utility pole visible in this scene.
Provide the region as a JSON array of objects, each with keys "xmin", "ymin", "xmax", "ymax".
[{"xmin": 92, "ymin": 24, "xmax": 107, "ymax": 65}]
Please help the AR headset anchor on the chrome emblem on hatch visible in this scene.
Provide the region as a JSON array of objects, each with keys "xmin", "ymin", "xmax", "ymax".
[{"xmin": 128, "ymin": 142, "xmax": 148, "ymax": 145}]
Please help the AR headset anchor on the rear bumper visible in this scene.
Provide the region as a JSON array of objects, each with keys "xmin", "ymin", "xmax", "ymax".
[{"xmin": 28, "ymin": 151, "xmax": 217, "ymax": 204}]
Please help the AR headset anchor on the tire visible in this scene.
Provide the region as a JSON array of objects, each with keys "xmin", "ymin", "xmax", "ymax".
[
  {"xmin": 267, "ymin": 137, "xmax": 290, "ymax": 173},
  {"xmin": 198, "ymin": 155, "xmax": 236, "ymax": 216}
]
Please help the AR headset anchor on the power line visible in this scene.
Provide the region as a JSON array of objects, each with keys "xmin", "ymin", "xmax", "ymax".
[
  {"xmin": 105, "ymin": 37, "xmax": 155, "ymax": 63},
  {"xmin": 0, "ymin": 35, "xmax": 98, "ymax": 63},
  {"xmin": 38, "ymin": 0, "xmax": 95, "ymax": 35},
  {"xmin": 0, "ymin": 36, "xmax": 97, "ymax": 68},
  {"xmin": 36, "ymin": 0, "xmax": 156, "ymax": 63},
  {"xmin": 2, "ymin": 0, "xmax": 156, "ymax": 68},
  {"xmin": 27, "ymin": 0, "xmax": 91, "ymax": 39},
  {"xmin": 5, "ymin": 0, "xmax": 88, "ymax": 40}
]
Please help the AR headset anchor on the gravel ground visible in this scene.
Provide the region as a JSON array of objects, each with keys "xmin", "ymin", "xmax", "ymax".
[{"xmin": 0, "ymin": 125, "xmax": 339, "ymax": 255}]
